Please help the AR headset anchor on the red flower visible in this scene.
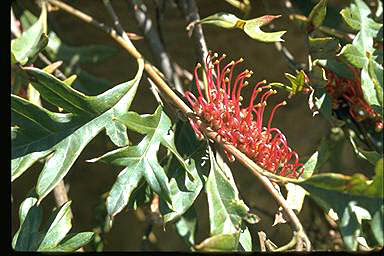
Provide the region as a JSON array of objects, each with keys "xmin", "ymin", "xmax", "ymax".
[
  {"xmin": 185, "ymin": 51, "xmax": 304, "ymax": 179},
  {"xmin": 324, "ymin": 67, "xmax": 383, "ymax": 131}
]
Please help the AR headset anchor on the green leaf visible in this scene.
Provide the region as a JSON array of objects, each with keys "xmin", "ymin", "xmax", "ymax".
[
  {"xmin": 11, "ymin": 4, "xmax": 48, "ymax": 65},
  {"xmin": 310, "ymin": 87, "xmax": 333, "ymax": 122},
  {"xmin": 105, "ymin": 166, "xmax": 144, "ymax": 217},
  {"xmin": 37, "ymin": 201, "xmax": 72, "ymax": 250},
  {"xmin": 308, "ymin": 0, "xmax": 328, "ymax": 31},
  {"xmin": 338, "ymin": 44, "xmax": 367, "ymax": 68},
  {"xmin": 11, "ymin": 59, "xmax": 144, "ymax": 203},
  {"xmin": 242, "ymin": 15, "xmax": 286, "ymax": 42},
  {"xmin": 371, "ymin": 204, "xmax": 384, "ymax": 246},
  {"xmin": 313, "ymin": 58, "xmax": 354, "ymax": 80},
  {"xmin": 89, "ymin": 106, "xmax": 190, "ymax": 214},
  {"xmin": 340, "ymin": 0, "xmax": 382, "ymax": 36},
  {"xmin": 368, "ymin": 57, "xmax": 383, "ymax": 107},
  {"xmin": 349, "ymin": 133, "xmax": 382, "ymax": 165},
  {"xmin": 361, "ymin": 67, "xmax": 380, "ymax": 106},
  {"xmin": 13, "ymin": 197, "xmax": 43, "ymax": 250},
  {"xmin": 90, "ymin": 134, "xmax": 172, "ymax": 210},
  {"xmin": 175, "ymin": 206, "xmax": 198, "ymax": 249},
  {"xmin": 239, "ymin": 227, "xmax": 252, "ymax": 251},
  {"xmin": 19, "ymin": 10, "xmax": 117, "ymax": 65},
  {"xmin": 13, "ymin": 198, "xmax": 94, "ymax": 251},
  {"xmin": 206, "ymin": 149, "xmax": 249, "ymax": 237},
  {"xmin": 292, "ymin": 172, "xmax": 383, "ymax": 250},
  {"xmin": 308, "ymin": 37, "xmax": 340, "ymax": 60},
  {"xmin": 113, "ymin": 108, "xmax": 195, "ymax": 179},
  {"xmin": 159, "ymin": 148, "xmax": 207, "ymax": 223},
  {"xmin": 198, "ymin": 12, "xmax": 286, "ymax": 42},
  {"xmin": 195, "ymin": 233, "xmax": 240, "ymax": 252},
  {"xmin": 159, "ymin": 121, "xmax": 208, "ymax": 223},
  {"xmin": 44, "ymin": 232, "xmax": 95, "ymax": 252},
  {"xmin": 198, "ymin": 12, "xmax": 240, "ymax": 29},
  {"xmin": 284, "ymin": 70, "xmax": 306, "ymax": 94},
  {"xmin": 285, "ymin": 151, "xmax": 318, "ymax": 213}
]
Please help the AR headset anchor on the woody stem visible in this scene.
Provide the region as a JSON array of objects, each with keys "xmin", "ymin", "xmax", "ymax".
[{"xmin": 46, "ymin": 0, "xmax": 310, "ymax": 251}]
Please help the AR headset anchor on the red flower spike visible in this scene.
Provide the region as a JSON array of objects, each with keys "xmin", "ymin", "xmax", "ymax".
[
  {"xmin": 324, "ymin": 67, "xmax": 378, "ymax": 123},
  {"xmin": 185, "ymin": 51, "xmax": 304, "ymax": 179}
]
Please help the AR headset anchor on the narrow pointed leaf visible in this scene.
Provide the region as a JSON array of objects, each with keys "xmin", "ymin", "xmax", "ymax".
[
  {"xmin": 13, "ymin": 197, "xmax": 94, "ymax": 251},
  {"xmin": 308, "ymin": 0, "xmax": 327, "ymax": 31},
  {"xmin": 13, "ymin": 197, "xmax": 43, "ymax": 250},
  {"xmin": 106, "ymin": 166, "xmax": 144, "ymax": 217},
  {"xmin": 198, "ymin": 12, "xmax": 240, "ymax": 29},
  {"xmin": 11, "ymin": 5, "xmax": 47, "ymax": 65},
  {"xmin": 206, "ymin": 148, "xmax": 249, "ymax": 236},
  {"xmin": 44, "ymin": 232, "xmax": 95, "ymax": 252},
  {"xmin": 195, "ymin": 233, "xmax": 240, "ymax": 252},
  {"xmin": 157, "ymin": 120, "xmax": 208, "ymax": 223},
  {"xmin": 37, "ymin": 201, "xmax": 72, "ymax": 250},
  {"xmin": 239, "ymin": 227, "xmax": 252, "ymax": 251},
  {"xmin": 368, "ymin": 57, "xmax": 383, "ymax": 107}
]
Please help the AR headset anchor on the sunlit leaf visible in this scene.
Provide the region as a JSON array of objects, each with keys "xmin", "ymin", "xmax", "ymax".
[
  {"xmin": 89, "ymin": 106, "xmax": 197, "ymax": 216},
  {"xmin": 340, "ymin": 0, "xmax": 382, "ymax": 36},
  {"xmin": 13, "ymin": 198, "xmax": 94, "ymax": 251},
  {"xmin": 198, "ymin": 12, "xmax": 286, "ymax": 42},
  {"xmin": 44, "ymin": 232, "xmax": 94, "ymax": 252},
  {"xmin": 195, "ymin": 233, "xmax": 240, "ymax": 252},
  {"xmin": 11, "ymin": 4, "xmax": 48, "ymax": 65},
  {"xmin": 368, "ymin": 57, "xmax": 383, "ymax": 107},
  {"xmin": 242, "ymin": 15, "xmax": 286, "ymax": 42},
  {"xmin": 308, "ymin": 0, "xmax": 328, "ymax": 32},
  {"xmin": 198, "ymin": 12, "xmax": 239, "ymax": 29},
  {"xmin": 206, "ymin": 149, "xmax": 249, "ymax": 236},
  {"xmin": 11, "ymin": 59, "xmax": 144, "ymax": 203},
  {"xmin": 175, "ymin": 206, "xmax": 198, "ymax": 249}
]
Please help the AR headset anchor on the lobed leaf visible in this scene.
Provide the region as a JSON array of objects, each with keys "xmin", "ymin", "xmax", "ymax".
[
  {"xmin": 198, "ymin": 12, "xmax": 286, "ymax": 43},
  {"xmin": 89, "ymin": 106, "xmax": 196, "ymax": 216},
  {"xmin": 13, "ymin": 198, "xmax": 94, "ymax": 251},
  {"xmin": 11, "ymin": 59, "xmax": 144, "ymax": 203}
]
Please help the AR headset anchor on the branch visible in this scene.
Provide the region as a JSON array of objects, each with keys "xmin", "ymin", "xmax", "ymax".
[
  {"xmin": 46, "ymin": 0, "xmax": 311, "ymax": 251},
  {"xmin": 177, "ymin": 0, "xmax": 209, "ymax": 69},
  {"xmin": 262, "ymin": 0, "xmax": 304, "ymax": 74},
  {"xmin": 124, "ymin": 0, "xmax": 183, "ymax": 92}
]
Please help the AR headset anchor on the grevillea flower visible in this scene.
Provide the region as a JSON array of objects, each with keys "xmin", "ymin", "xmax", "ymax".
[
  {"xmin": 184, "ymin": 51, "xmax": 304, "ymax": 179},
  {"xmin": 324, "ymin": 67, "xmax": 383, "ymax": 131}
]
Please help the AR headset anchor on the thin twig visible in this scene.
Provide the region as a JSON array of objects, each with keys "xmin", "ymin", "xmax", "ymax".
[
  {"xmin": 46, "ymin": 0, "xmax": 311, "ymax": 251},
  {"xmin": 125, "ymin": 0, "xmax": 183, "ymax": 92},
  {"xmin": 177, "ymin": 0, "xmax": 209, "ymax": 69},
  {"xmin": 102, "ymin": 0, "xmax": 130, "ymax": 41},
  {"xmin": 262, "ymin": 0, "xmax": 303, "ymax": 74}
]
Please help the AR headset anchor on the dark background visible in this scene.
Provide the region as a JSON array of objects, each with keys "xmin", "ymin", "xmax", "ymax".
[{"xmin": 11, "ymin": 0, "xmax": 370, "ymax": 251}]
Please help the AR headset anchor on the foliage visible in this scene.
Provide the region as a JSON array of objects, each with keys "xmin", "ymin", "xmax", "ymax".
[{"xmin": 11, "ymin": 0, "xmax": 383, "ymax": 252}]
